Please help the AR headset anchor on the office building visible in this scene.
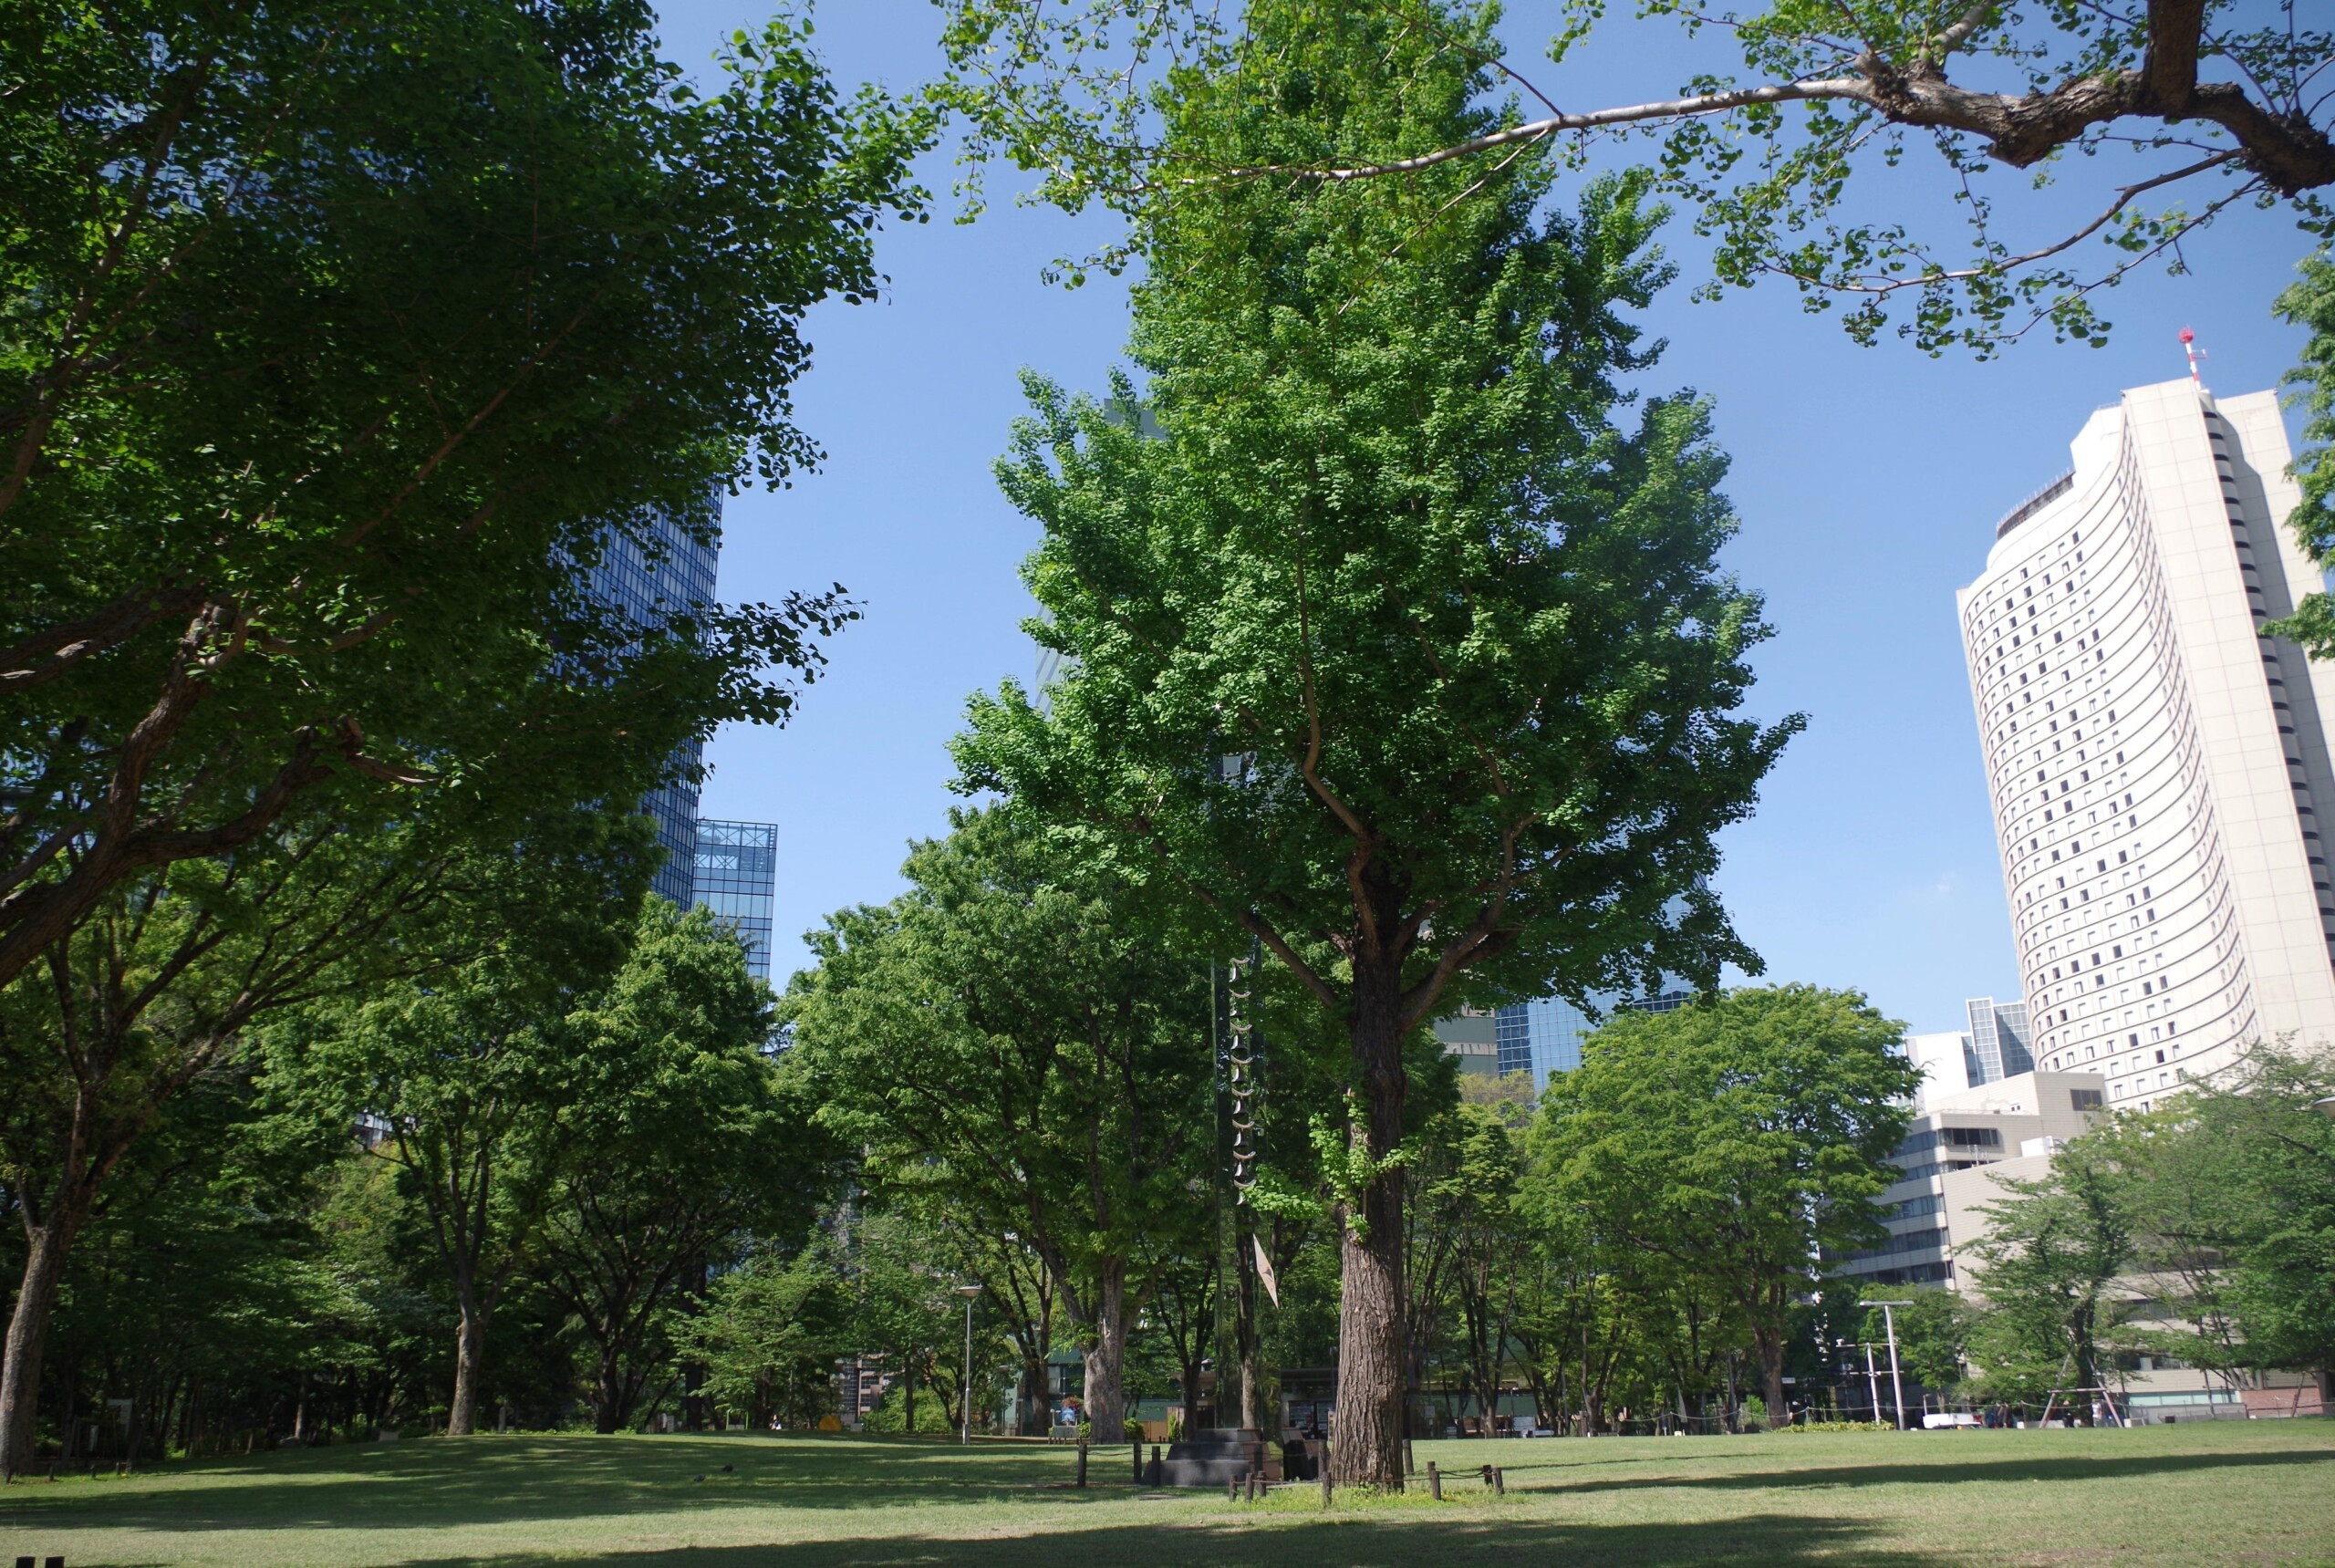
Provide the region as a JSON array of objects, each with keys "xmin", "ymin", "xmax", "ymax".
[
  {"xmin": 1827, "ymin": 1068, "xmax": 2106, "ymax": 1289},
  {"xmin": 583, "ymin": 504, "xmax": 722, "ymax": 906},
  {"xmin": 694, "ymin": 819, "xmax": 780, "ymax": 981},
  {"xmin": 1432, "ymin": 1011, "xmax": 1500, "ymax": 1077},
  {"xmin": 1956, "ymin": 378, "xmax": 2335, "ymax": 1111},
  {"xmin": 1904, "ymin": 997, "xmax": 2033, "ymax": 1106},
  {"xmin": 1493, "ymin": 986, "xmax": 1694, "ymax": 1090}
]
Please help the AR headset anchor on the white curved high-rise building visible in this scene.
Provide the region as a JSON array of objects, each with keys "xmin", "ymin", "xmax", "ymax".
[{"xmin": 1957, "ymin": 378, "xmax": 2335, "ymax": 1110}]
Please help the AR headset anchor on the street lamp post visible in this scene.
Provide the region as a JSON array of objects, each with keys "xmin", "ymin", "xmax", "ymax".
[
  {"xmin": 1869, "ymin": 1301, "xmax": 1913, "ymax": 1430},
  {"xmin": 957, "ymin": 1284, "xmax": 983, "ymax": 1445}
]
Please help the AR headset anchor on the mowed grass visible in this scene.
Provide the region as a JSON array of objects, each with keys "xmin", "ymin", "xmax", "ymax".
[{"xmin": 3, "ymin": 1421, "xmax": 2330, "ymax": 1568}]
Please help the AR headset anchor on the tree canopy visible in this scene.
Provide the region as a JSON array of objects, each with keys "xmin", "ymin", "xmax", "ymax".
[
  {"xmin": 935, "ymin": 0, "xmax": 2330, "ymax": 353},
  {"xmin": 1531, "ymin": 984, "xmax": 1918, "ymax": 1425},
  {"xmin": 0, "ymin": 0, "xmax": 929, "ymax": 991},
  {"xmin": 784, "ymin": 807, "xmax": 1214, "ymax": 1439}
]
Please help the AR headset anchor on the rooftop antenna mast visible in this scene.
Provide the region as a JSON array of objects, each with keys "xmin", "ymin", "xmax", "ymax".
[{"xmin": 2179, "ymin": 327, "xmax": 2206, "ymax": 389}]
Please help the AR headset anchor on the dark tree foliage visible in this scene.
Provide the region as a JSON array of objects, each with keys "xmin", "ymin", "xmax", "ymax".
[{"xmin": 0, "ymin": 0, "xmax": 929, "ymax": 992}]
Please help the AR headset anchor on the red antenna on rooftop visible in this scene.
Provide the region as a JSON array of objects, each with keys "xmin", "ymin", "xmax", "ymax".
[{"xmin": 2179, "ymin": 327, "xmax": 2205, "ymax": 387}]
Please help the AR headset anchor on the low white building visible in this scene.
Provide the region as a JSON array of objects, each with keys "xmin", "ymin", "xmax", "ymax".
[{"xmin": 1830, "ymin": 1069, "xmax": 2107, "ymax": 1290}]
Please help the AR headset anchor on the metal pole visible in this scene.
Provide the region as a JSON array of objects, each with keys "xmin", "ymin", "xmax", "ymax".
[
  {"xmin": 957, "ymin": 1283, "xmax": 982, "ymax": 1444},
  {"xmin": 1882, "ymin": 1305, "xmax": 1906, "ymax": 1431},
  {"xmin": 1863, "ymin": 1344, "xmax": 1881, "ymax": 1426},
  {"xmin": 1868, "ymin": 1300, "xmax": 1913, "ymax": 1431}
]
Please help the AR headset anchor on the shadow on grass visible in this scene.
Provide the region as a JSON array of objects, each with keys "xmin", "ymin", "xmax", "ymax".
[
  {"xmin": 379, "ymin": 1512, "xmax": 1950, "ymax": 1568},
  {"xmin": 0, "ymin": 1435, "xmax": 1086, "ymax": 1535},
  {"xmin": 1507, "ymin": 1444, "xmax": 2335, "ymax": 1496}
]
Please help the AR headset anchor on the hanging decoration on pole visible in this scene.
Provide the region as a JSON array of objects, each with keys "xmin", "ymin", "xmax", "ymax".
[
  {"xmin": 1252, "ymin": 1234, "xmax": 1281, "ymax": 1307},
  {"xmin": 1226, "ymin": 950, "xmax": 1259, "ymax": 1205}
]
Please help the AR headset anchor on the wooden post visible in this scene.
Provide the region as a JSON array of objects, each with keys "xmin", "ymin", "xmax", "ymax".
[
  {"xmin": 1131, "ymin": 1440, "xmax": 1142, "ymax": 1483},
  {"xmin": 1321, "ymin": 1467, "xmax": 1333, "ymax": 1507},
  {"xmin": 1074, "ymin": 1439, "xmax": 1088, "ymax": 1489},
  {"xmin": 1480, "ymin": 1462, "xmax": 1491, "ymax": 1489},
  {"xmin": 1427, "ymin": 1459, "xmax": 1441, "ymax": 1501},
  {"xmin": 1403, "ymin": 1438, "xmax": 1415, "ymax": 1475},
  {"xmin": 1493, "ymin": 1466, "xmax": 1506, "ymax": 1496}
]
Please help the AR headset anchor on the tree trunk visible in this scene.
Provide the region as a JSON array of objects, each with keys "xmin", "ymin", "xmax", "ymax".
[
  {"xmin": 1077, "ymin": 1262, "xmax": 1128, "ymax": 1440},
  {"xmin": 1331, "ymin": 967, "xmax": 1406, "ymax": 1489},
  {"xmin": 1021, "ymin": 1355, "xmax": 1050, "ymax": 1436},
  {"xmin": 1, "ymin": 1204, "xmax": 90, "ymax": 1476},
  {"xmin": 593, "ymin": 1347, "xmax": 623, "ymax": 1435},
  {"xmin": 448, "ymin": 1294, "xmax": 488, "ymax": 1437},
  {"xmin": 1233, "ymin": 1218, "xmax": 1268, "ymax": 1432},
  {"xmin": 1754, "ymin": 1324, "xmax": 1786, "ymax": 1431}
]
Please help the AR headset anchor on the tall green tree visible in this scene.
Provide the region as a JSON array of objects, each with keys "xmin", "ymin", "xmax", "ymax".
[
  {"xmin": 678, "ymin": 1237, "xmax": 848, "ymax": 1432},
  {"xmin": 279, "ymin": 862, "xmax": 648, "ymax": 1438},
  {"xmin": 2115, "ymin": 1045, "xmax": 2335, "ymax": 1383},
  {"xmin": 0, "ymin": 794, "xmax": 642, "ymax": 1471},
  {"xmin": 1531, "ymin": 985, "xmax": 1917, "ymax": 1427},
  {"xmin": 786, "ymin": 807, "xmax": 1214, "ymax": 1440},
  {"xmin": 2266, "ymin": 256, "xmax": 2335, "ymax": 659},
  {"xmin": 951, "ymin": 5, "xmax": 1795, "ymax": 1485},
  {"xmin": 1964, "ymin": 1137, "xmax": 2138, "ymax": 1406},
  {"xmin": 535, "ymin": 901, "xmax": 818, "ymax": 1435},
  {"xmin": 0, "ymin": 0, "xmax": 924, "ymax": 992}
]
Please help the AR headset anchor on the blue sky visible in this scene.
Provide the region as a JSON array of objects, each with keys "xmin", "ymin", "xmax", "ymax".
[{"xmin": 654, "ymin": 1, "xmax": 2314, "ymax": 1033}]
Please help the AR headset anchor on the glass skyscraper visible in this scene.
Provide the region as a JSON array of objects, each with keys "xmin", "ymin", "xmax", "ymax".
[
  {"xmin": 1493, "ymin": 986, "xmax": 1695, "ymax": 1089},
  {"xmin": 694, "ymin": 820, "xmax": 780, "ymax": 980},
  {"xmin": 582, "ymin": 504, "xmax": 721, "ymax": 906}
]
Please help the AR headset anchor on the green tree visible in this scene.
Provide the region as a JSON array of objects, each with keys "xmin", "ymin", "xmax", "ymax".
[
  {"xmin": 280, "ymin": 867, "xmax": 647, "ymax": 1438},
  {"xmin": 0, "ymin": 793, "xmax": 643, "ymax": 1471},
  {"xmin": 1964, "ymin": 1137, "xmax": 2137, "ymax": 1406},
  {"xmin": 2267, "ymin": 256, "xmax": 2335, "ymax": 659},
  {"xmin": 936, "ymin": 0, "xmax": 2330, "ymax": 352},
  {"xmin": 535, "ymin": 901, "xmax": 820, "ymax": 1434},
  {"xmin": 2116, "ymin": 1044, "xmax": 2335, "ymax": 1383},
  {"xmin": 1531, "ymin": 985, "xmax": 1917, "ymax": 1428},
  {"xmin": 786, "ymin": 807, "xmax": 1214, "ymax": 1440},
  {"xmin": 0, "ymin": 0, "xmax": 925, "ymax": 992},
  {"xmin": 950, "ymin": 6, "xmax": 1793, "ymax": 1485},
  {"xmin": 680, "ymin": 1239, "xmax": 848, "ymax": 1432},
  {"xmin": 1408, "ymin": 1092, "xmax": 1526, "ymax": 1433}
]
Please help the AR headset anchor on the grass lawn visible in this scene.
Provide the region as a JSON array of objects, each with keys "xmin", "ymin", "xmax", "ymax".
[{"xmin": 2, "ymin": 1422, "xmax": 2330, "ymax": 1568}]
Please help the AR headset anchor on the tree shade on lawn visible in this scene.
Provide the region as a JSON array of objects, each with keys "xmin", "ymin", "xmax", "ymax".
[{"xmin": 950, "ymin": 2, "xmax": 1799, "ymax": 1489}]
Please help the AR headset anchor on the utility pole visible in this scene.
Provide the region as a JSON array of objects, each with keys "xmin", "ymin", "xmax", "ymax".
[
  {"xmin": 1869, "ymin": 1301, "xmax": 1913, "ymax": 1431},
  {"xmin": 958, "ymin": 1284, "xmax": 983, "ymax": 1444}
]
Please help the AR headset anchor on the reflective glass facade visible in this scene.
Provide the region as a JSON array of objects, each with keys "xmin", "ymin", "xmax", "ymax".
[
  {"xmin": 1965, "ymin": 996, "xmax": 2034, "ymax": 1082},
  {"xmin": 582, "ymin": 504, "xmax": 721, "ymax": 906},
  {"xmin": 695, "ymin": 819, "xmax": 779, "ymax": 980},
  {"xmin": 1493, "ymin": 987, "xmax": 1695, "ymax": 1090}
]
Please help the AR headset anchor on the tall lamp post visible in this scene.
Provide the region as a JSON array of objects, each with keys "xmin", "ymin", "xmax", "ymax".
[
  {"xmin": 1868, "ymin": 1300, "xmax": 1913, "ymax": 1430},
  {"xmin": 957, "ymin": 1283, "xmax": 984, "ymax": 1445}
]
